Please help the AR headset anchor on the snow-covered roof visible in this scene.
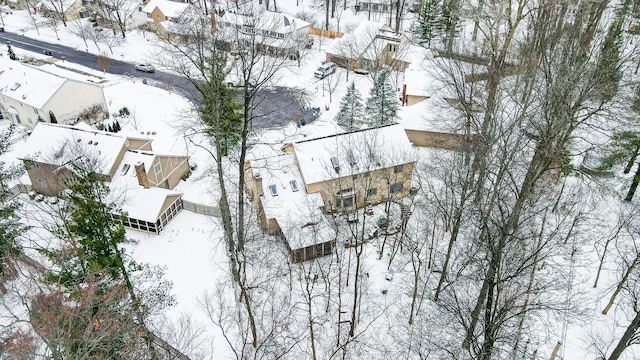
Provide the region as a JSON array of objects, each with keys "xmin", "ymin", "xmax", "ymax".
[
  {"xmin": 251, "ymin": 152, "xmax": 329, "ymax": 249},
  {"xmin": 403, "ymin": 66, "xmax": 447, "ymax": 98},
  {"xmin": 327, "ymin": 21, "xmax": 399, "ymax": 60},
  {"xmin": 142, "ymin": 0, "xmax": 190, "ymax": 18},
  {"xmin": 40, "ymin": 0, "xmax": 80, "ymax": 12},
  {"xmin": 20, "ymin": 123, "xmax": 129, "ymax": 176},
  {"xmin": 292, "ymin": 124, "xmax": 416, "ymax": 185},
  {"xmin": 109, "ymin": 150, "xmax": 181, "ymax": 222},
  {"xmin": 0, "ymin": 59, "xmax": 67, "ymax": 109},
  {"xmin": 403, "ymin": 59, "xmax": 456, "ymax": 98},
  {"xmin": 122, "ymin": 187, "xmax": 181, "ymax": 223},
  {"xmin": 219, "ymin": 10, "xmax": 310, "ymax": 34},
  {"xmin": 393, "ymin": 44, "xmax": 437, "ymax": 64}
]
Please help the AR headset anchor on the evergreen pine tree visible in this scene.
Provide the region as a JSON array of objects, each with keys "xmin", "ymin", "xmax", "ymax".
[
  {"xmin": 49, "ymin": 111, "xmax": 57, "ymax": 124},
  {"xmin": 38, "ymin": 162, "xmax": 173, "ymax": 358},
  {"xmin": 115, "ymin": 119, "xmax": 121, "ymax": 132},
  {"xmin": 335, "ymin": 82, "xmax": 364, "ymax": 131},
  {"xmin": 365, "ymin": 71, "xmax": 400, "ymax": 126},
  {"xmin": 6, "ymin": 42, "xmax": 16, "ymax": 60},
  {"xmin": 593, "ymin": 11, "xmax": 624, "ymax": 102},
  {"xmin": 196, "ymin": 51, "xmax": 243, "ymax": 157},
  {"xmin": 0, "ymin": 125, "xmax": 25, "ymax": 288},
  {"xmin": 108, "ymin": 123, "xmax": 114, "ymax": 133},
  {"xmin": 598, "ymin": 87, "xmax": 640, "ymax": 201},
  {"xmin": 416, "ymin": 0, "xmax": 442, "ymax": 47}
]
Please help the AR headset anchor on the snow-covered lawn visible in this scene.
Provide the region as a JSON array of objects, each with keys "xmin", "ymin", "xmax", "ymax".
[{"xmin": 0, "ymin": 1, "xmax": 637, "ymax": 359}]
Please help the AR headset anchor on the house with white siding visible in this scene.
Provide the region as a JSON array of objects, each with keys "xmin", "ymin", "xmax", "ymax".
[{"xmin": 0, "ymin": 59, "xmax": 107, "ymax": 129}]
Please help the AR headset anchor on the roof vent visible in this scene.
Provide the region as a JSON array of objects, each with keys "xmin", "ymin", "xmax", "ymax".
[
  {"xmin": 94, "ymin": 141, "xmax": 98, "ymax": 146},
  {"xmin": 10, "ymin": 82, "xmax": 20, "ymax": 91},
  {"xmin": 77, "ymin": 139, "xmax": 82, "ymax": 143},
  {"xmin": 88, "ymin": 140, "xmax": 93, "ymax": 145}
]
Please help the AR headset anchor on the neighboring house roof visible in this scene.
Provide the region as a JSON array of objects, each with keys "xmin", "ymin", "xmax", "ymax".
[
  {"xmin": 403, "ymin": 60, "xmax": 454, "ymax": 98},
  {"xmin": 251, "ymin": 152, "xmax": 330, "ymax": 250},
  {"xmin": 292, "ymin": 123, "xmax": 416, "ymax": 185},
  {"xmin": 327, "ymin": 21, "xmax": 399, "ymax": 60},
  {"xmin": 0, "ymin": 60, "xmax": 67, "ymax": 109},
  {"xmin": 20, "ymin": 123, "xmax": 129, "ymax": 176},
  {"xmin": 219, "ymin": 10, "xmax": 310, "ymax": 34},
  {"xmin": 40, "ymin": 0, "xmax": 80, "ymax": 13},
  {"xmin": 143, "ymin": 0, "xmax": 189, "ymax": 18},
  {"xmin": 392, "ymin": 44, "xmax": 437, "ymax": 64}
]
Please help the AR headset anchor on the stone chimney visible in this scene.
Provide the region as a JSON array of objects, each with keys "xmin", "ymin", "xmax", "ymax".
[{"xmin": 134, "ymin": 162, "xmax": 150, "ymax": 188}]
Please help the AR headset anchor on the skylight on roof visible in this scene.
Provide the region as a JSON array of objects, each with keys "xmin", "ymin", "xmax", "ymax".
[
  {"xmin": 330, "ymin": 157, "xmax": 340, "ymax": 173},
  {"xmin": 290, "ymin": 180, "xmax": 299, "ymax": 192},
  {"xmin": 269, "ymin": 184, "xmax": 278, "ymax": 196},
  {"xmin": 10, "ymin": 82, "xmax": 21, "ymax": 91}
]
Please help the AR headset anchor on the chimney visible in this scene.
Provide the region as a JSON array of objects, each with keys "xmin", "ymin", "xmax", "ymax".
[{"xmin": 134, "ymin": 162, "xmax": 150, "ymax": 188}]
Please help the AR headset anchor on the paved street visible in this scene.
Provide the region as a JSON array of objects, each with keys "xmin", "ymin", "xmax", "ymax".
[{"xmin": 0, "ymin": 31, "xmax": 318, "ymax": 127}]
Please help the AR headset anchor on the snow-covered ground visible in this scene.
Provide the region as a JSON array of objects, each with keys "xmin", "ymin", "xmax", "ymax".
[{"xmin": 0, "ymin": 1, "xmax": 637, "ymax": 359}]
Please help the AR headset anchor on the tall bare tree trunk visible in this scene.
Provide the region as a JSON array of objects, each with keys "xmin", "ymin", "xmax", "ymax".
[{"xmin": 607, "ymin": 310, "xmax": 640, "ymax": 360}]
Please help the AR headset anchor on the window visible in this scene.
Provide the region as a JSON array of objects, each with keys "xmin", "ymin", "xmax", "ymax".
[
  {"xmin": 154, "ymin": 163, "xmax": 161, "ymax": 174},
  {"xmin": 394, "ymin": 164, "xmax": 404, "ymax": 173},
  {"xmin": 269, "ymin": 184, "xmax": 278, "ymax": 196},
  {"xmin": 352, "ymin": 174, "xmax": 358, "ymax": 180},
  {"xmin": 13, "ymin": 114, "xmax": 20, "ymax": 123},
  {"xmin": 367, "ymin": 188, "xmax": 377, "ymax": 196},
  {"xmin": 37, "ymin": 179, "xmax": 47, "ymax": 188},
  {"xmin": 390, "ymin": 183, "xmax": 403, "ymax": 193},
  {"xmin": 364, "ymin": 171, "xmax": 370, "ymax": 177},
  {"xmin": 33, "ymin": 107, "xmax": 38, "ymax": 114},
  {"xmin": 343, "ymin": 197, "xmax": 354, "ymax": 207},
  {"xmin": 290, "ymin": 180, "xmax": 299, "ymax": 192}
]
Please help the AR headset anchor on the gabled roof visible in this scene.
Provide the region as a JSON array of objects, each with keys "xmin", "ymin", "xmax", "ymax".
[
  {"xmin": 250, "ymin": 152, "xmax": 328, "ymax": 249},
  {"xmin": 219, "ymin": 10, "xmax": 310, "ymax": 33},
  {"xmin": 0, "ymin": 59, "xmax": 66, "ymax": 109},
  {"xmin": 142, "ymin": 0, "xmax": 190, "ymax": 18},
  {"xmin": 292, "ymin": 124, "xmax": 415, "ymax": 185},
  {"xmin": 327, "ymin": 21, "xmax": 399, "ymax": 60},
  {"xmin": 20, "ymin": 123, "xmax": 131, "ymax": 176},
  {"xmin": 40, "ymin": 0, "xmax": 81, "ymax": 13},
  {"xmin": 109, "ymin": 159, "xmax": 182, "ymax": 223}
]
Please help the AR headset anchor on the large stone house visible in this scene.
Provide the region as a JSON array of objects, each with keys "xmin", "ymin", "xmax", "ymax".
[
  {"xmin": 245, "ymin": 123, "xmax": 416, "ymax": 262},
  {"xmin": 0, "ymin": 59, "xmax": 107, "ymax": 129},
  {"xmin": 20, "ymin": 123, "xmax": 190, "ymax": 234}
]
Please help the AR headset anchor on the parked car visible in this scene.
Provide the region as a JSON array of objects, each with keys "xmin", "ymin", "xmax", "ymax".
[
  {"xmin": 135, "ymin": 63, "xmax": 155, "ymax": 73},
  {"xmin": 314, "ymin": 62, "xmax": 337, "ymax": 79},
  {"xmin": 353, "ymin": 68, "xmax": 370, "ymax": 75}
]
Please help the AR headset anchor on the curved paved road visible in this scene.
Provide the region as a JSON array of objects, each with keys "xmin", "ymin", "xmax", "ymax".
[
  {"xmin": 0, "ymin": 31, "xmax": 319, "ymax": 127},
  {"xmin": 0, "ymin": 31, "xmax": 198, "ymax": 99}
]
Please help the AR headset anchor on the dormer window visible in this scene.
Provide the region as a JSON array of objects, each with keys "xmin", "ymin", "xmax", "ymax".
[
  {"xmin": 269, "ymin": 184, "xmax": 278, "ymax": 196},
  {"xmin": 290, "ymin": 180, "xmax": 299, "ymax": 192}
]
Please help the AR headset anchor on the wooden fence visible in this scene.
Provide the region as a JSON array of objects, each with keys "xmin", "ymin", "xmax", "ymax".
[
  {"xmin": 309, "ymin": 27, "xmax": 344, "ymax": 39},
  {"xmin": 181, "ymin": 199, "xmax": 221, "ymax": 217}
]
